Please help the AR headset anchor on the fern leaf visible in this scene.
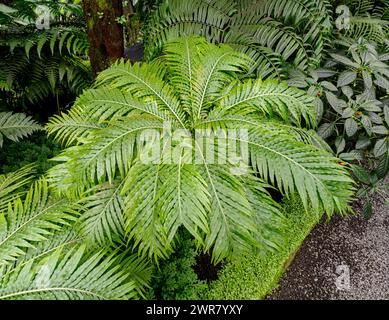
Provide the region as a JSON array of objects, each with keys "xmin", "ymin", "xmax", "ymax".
[{"xmin": 0, "ymin": 112, "xmax": 41, "ymax": 147}]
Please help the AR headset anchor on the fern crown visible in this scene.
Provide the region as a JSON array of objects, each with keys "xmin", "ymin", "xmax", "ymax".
[{"xmin": 46, "ymin": 36, "xmax": 354, "ymax": 262}]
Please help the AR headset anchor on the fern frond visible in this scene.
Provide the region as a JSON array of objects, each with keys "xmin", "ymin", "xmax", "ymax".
[
  {"xmin": 95, "ymin": 61, "xmax": 186, "ymax": 127},
  {"xmin": 0, "ymin": 246, "xmax": 139, "ymax": 300},
  {"xmin": 244, "ymin": 127, "xmax": 354, "ymax": 215},
  {"xmin": 0, "ymin": 179, "xmax": 78, "ymax": 265},
  {"xmin": 0, "ymin": 112, "xmax": 41, "ymax": 147},
  {"xmin": 218, "ymin": 79, "xmax": 316, "ymax": 127},
  {"xmin": 79, "ymin": 181, "xmax": 126, "ymax": 245},
  {"xmin": 46, "ymin": 105, "xmax": 105, "ymax": 147},
  {"xmin": 343, "ymin": 16, "xmax": 389, "ymax": 44},
  {"xmin": 0, "ymin": 165, "xmax": 35, "ymax": 211}
]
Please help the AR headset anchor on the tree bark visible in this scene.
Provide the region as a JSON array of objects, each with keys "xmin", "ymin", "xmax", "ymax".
[{"xmin": 82, "ymin": 0, "xmax": 124, "ymax": 77}]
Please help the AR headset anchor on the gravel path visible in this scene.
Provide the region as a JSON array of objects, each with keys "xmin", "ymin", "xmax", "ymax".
[{"xmin": 269, "ymin": 182, "xmax": 389, "ymax": 300}]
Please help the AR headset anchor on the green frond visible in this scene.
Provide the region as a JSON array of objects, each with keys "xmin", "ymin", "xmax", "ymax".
[
  {"xmin": 343, "ymin": 16, "xmax": 389, "ymax": 44},
  {"xmin": 79, "ymin": 181, "xmax": 126, "ymax": 246},
  {"xmin": 0, "ymin": 179, "xmax": 78, "ymax": 265},
  {"xmin": 143, "ymin": 0, "xmax": 236, "ymax": 59},
  {"xmin": 45, "ymin": 105, "xmax": 105, "ymax": 147},
  {"xmin": 0, "ymin": 246, "xmax": 139, "ymax": 300},
  {"xmin": 223, "ymin": 32, "xmax": 285, "ymax": 79},
  {"xmin": 0, "ymin": 112, "xmax": 41, "ymax": 147},
  {"xmin": 345, "ymin": 0, "xmax": 375, "ymax": 16},
  {"xmin": 74, "ymin": 87, "xmax": 173, "ymax": 122},
  {"xmin": 1, "ymin": 27, "xmax": 89, "ymax": 58},
  {"xmin": 218, "ymin": 78, "xmax": 316, "ymax": 127},
  {"xmin": 51, "ymin": 116, "xmax": 165, "ymax": 187},
  {"xmin": 198, "ymin": 165, "xmax": 259, "ymax": 263},
  {"xmin": 122, "ymin": 163, "xmax": 172, "ymax": 260},
  {"xmin": 244, "ymin": 127, "xmax": 354, "ymax": 215},
  {"xmin": 95, "ymin": 60, "xmax": 186, "ymax": 127},
  {"xmin": 0, "ymin": 165, "xmax": 35, "ymax": 211}
]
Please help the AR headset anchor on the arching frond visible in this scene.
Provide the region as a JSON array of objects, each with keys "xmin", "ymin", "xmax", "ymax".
[
  {"xmin": 343, "ymin": 16, "xmax": 389, "ymax": 44},
  {"xmin": 46, "ymin": 105, "xmax": 105, "ymax": 147},
  {"xmin": 79, "ymin": 181, "xmax": 126, "ymax": 246},
  {"xmin": 217, "ymin": 78, "xmax": 316, "ymax": 127},
  {"xmin": 95, "ymin": 61, "xmax": 186, "ymax": 127},
  {"xmin": 244, "ymin": 127, "xmax": 354, "ymax": 215}
]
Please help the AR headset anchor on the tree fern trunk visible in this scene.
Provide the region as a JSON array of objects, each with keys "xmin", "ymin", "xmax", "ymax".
[{"xmin": 82, "ymin": 0, "xmax": 124, "ymax": 77}]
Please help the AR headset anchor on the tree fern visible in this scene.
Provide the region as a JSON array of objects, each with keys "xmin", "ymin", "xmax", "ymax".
[{"xmin": 46, "ymin": 37, "xmax": 354, "ymax": 263}]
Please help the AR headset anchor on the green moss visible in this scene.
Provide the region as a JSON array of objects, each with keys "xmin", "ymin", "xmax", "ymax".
[{"xmin": 202, "ymin": 197, "xmax": 321, "ymax": 299}]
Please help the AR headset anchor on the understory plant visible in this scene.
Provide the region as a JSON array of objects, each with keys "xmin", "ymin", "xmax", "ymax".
[
  {"xmin": 45, "ymin": 36, "xmax": 354, "ymax": 264},
  {"xmin": 289, "ymin": 38, "xmax": 389, "ymax": 206},
  {"xmin": 143, "ymin": 0, "xmax": 334, "ymax": 79},
  {"xmin": 0, "ymin": 0, "xmax": 91, "ymax": 111}
]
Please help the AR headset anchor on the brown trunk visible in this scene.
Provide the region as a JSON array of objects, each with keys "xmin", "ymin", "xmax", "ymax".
[{"xmin": 82, "ymin": 0, "xmax": 124, "ymax": 77}]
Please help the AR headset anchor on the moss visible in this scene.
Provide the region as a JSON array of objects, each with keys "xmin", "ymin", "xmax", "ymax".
[{"xmin": 202, "ymin": 197, "xmax": 321, "ymax": 299}]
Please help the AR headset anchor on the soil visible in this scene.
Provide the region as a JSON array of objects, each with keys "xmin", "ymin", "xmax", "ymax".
[
  {"xmin": 194, "ymin": 252, "xmax": 223, "ymax": 282},
  {"xmin": 269, "ymin": 179, "xmax": 389, "ymax": 300}
]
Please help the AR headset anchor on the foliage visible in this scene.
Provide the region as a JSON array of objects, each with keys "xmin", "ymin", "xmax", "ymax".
[
  {"xmin": 0, "ymin": 131, "xmax": 61, "ymax": 175},
  {"xmin": 149, "ymin": 230, "xmax": 208, "ymax": 300},
  {"xmin": 142, "ymin": 0, "xmax": 334, "ymax": 79},
  {"xmin": 45, "ymin": 36, "xmax": 354, "ymax": 263},
  {"xmin": 350, "ymin": 161, "xmax": 389, "ymax": 218},
  {"xmin": 0, "ymin": 0, "xmax": 92, "ymax": 110},
  {"xmin": 0, "ymin": 167, "xmax": 152, "ymax": 299},
  {"xmin": 204, "ymin": 197, "xmax": 321, "ymax": 299},
  {"xmin": 335, "ymin": 0, "xmax": 389, "ymax": 46},
  {"xmin": 289, "ymin": 39, "xmax": 389, "ymax": 174},
  {"xmin": 0, "ymin": 112, "xmax": 41, "ymax": 148},
  {"xmin": 288, "ymin": 34, "xmax": 389, "ymax": 217}
]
